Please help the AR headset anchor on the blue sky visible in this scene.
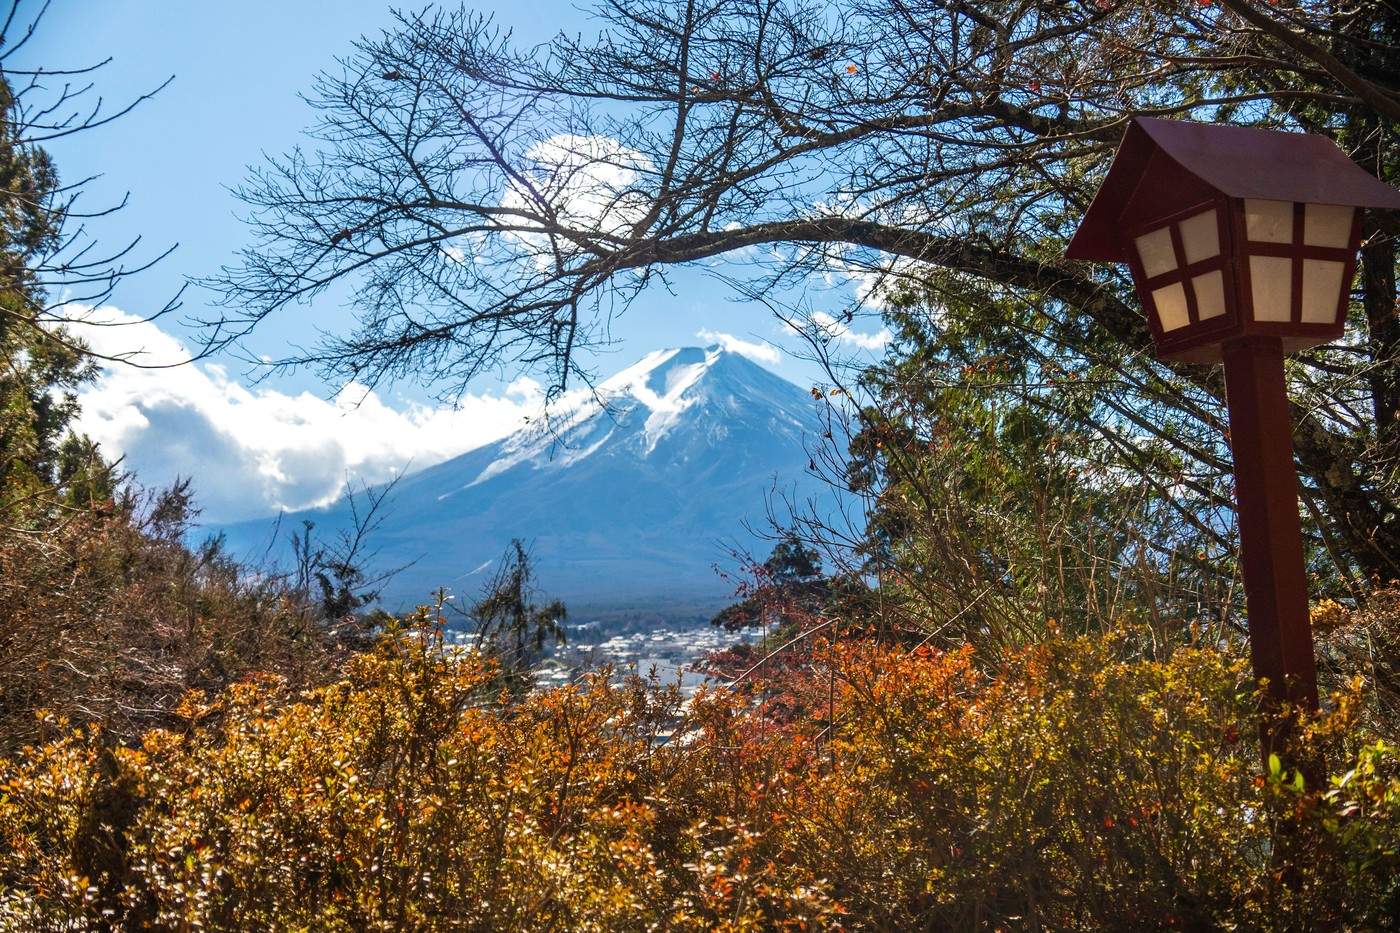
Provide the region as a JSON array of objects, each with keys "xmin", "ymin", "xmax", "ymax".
[{"xmin": 22, "ymin": 0, "xmax": 888, "ymax": 521}]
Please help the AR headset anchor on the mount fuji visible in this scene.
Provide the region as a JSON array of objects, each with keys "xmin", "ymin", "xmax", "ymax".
[{"xmin": 214, "ymin": 346, "xmax": 833, "ymax": 618}]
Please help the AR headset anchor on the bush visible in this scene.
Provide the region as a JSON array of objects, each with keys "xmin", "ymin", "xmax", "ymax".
[
  {"xmin": 0, "ymin": 480, "xmax": 369, "ymax": 755},
  {"xmin": 2, "ymin": 619, "xmax": 1397, "ymax": 930}
]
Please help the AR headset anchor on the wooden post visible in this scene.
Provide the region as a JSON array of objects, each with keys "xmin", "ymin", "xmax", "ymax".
[{"xmin": 1221, "ymin": 336, "xmax": 1320, "ymax": 759}]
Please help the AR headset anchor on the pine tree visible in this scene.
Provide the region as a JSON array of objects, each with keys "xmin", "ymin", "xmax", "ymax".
[
  {"xmin": 0, "ymin": 73, "xmax": 98, "ymax": 507},
  {"xmin": 470, "ymin": 540, "xmax": 567, "ymax": 691}
]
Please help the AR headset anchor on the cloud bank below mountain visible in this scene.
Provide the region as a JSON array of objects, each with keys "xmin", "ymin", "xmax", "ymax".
[{"xmin": 65, "ymin": 306, "xmax": 545, "ymax": 523}]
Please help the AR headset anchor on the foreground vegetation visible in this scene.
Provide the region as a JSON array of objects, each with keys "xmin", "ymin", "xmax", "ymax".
[{"xmin": 2, "ymin": 615, "xmax": 1398, "ymax": 930}]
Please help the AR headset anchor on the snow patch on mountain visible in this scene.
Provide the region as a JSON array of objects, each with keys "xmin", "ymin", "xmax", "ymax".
[{"xmin": 463, "ymin": 345, "xmax": 752, "ymax": 489}]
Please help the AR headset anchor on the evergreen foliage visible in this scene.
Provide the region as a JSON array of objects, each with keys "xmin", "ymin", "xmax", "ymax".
[
  {"xmin": 0, "ymin": 69, "xmax": 94, "ymax": 503},
  {"xmin": 468, "ymin": 539, "xmax": 567, "ymax": 691}
]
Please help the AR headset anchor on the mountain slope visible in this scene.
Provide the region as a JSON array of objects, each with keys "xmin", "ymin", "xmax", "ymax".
[{"xmin": 215, "ymin": 347, "xmax": 832, "ymax": 616}]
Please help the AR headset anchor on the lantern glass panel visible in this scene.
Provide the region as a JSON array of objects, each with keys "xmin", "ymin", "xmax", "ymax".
[
  {"xmin": 1179, "ymin": 210, "xmax": 1220, "ymax": 264},
  {"xmin": 1303, "ymin": 204, "xmax": 1354, "ymax": 249},
  {"xmin": 1152, "ymin": 282, "xmax": 1190, "ymax": 331},
  {"xmin": 1245, "ymin": 199, "xmax": 1294, "ymax": 244},
  {"xmin": 1135, "ymin": 226, "xmax": 1177, "ymax": 278},
  {"xmin": 1300, "ymin": 259, "xmax": 1347, "ymax": 323},
  {"xmin": 1249, "ymin": 256, "xmax": 1292, "ymax": 321},
  {"xmin": 1192, "ymin": 270, "xmax": 1227, "ymax": 320}
]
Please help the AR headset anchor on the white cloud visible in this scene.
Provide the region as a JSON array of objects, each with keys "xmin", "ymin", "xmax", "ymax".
[
  {"xmin": 498, "ymin": 134, "xmax": 653, "ymax": 263},
  {"xmin": 694, "ymin": 329, "xmax": 781, "ymax": 365},
  {"xmin": 807, "ymin": 311, "xmax": 891, "ymax": 352},
  {"xmin": 64, "ymin": 305, "xmax": 544, "ymax": 524}
]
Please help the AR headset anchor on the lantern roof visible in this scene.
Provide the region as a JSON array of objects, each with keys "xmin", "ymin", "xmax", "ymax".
[{"xmin": 1067, "ymin": 117, "xmax": 1400, "ymax": 261}]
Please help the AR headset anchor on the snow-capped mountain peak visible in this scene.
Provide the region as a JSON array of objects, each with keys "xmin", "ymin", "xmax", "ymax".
[
  {"xmin": 599, "ymin": 345, "xmax": 718, "ymax": 403},
  {"xmin": 217, "ymin": 345, "xmax": 833, "ymax": 614},
  {"xmin": 463, "ymin": 345, "xmax": 798, "ymax": 487}
]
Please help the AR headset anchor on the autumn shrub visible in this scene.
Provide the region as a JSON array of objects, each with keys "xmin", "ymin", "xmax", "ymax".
[
  {"xmin": 0, "ymin": 481, "xmax": 368, "ymax": 754},
  {"xmin": 1316, "ymin": 586, "xmax": 1400, "ymax": 732},
  {"xmin": 693, "ymin": 635, "xmax": 1399, "ymax": 930},
  {"xmin": 2, "ymin": 615, "xmax": 1398, "ymax": 931},
  {"xmin": 0, "ymin": 617, "xmax": 841, "ymax": 931}
]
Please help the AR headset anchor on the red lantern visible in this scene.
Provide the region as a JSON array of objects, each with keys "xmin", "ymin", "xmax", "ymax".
[
  {"xmin": 1067, "ymin": 118, "xmax": 1400, "ymax": 762},
  {"xmin": 1068, "ymin": 118, "xmax": 1400, "ymax": 363}
]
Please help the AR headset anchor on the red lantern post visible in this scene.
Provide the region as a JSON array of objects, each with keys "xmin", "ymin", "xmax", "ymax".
[{"xmin": 1067, "ymin": 118, "xmax": 1400, "ymax": 759}]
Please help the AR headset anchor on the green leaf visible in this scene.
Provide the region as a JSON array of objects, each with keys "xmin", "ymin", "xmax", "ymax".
[{"xmin": 1268, "ymin": 753, "xmax": 1282, "ymax": 778}]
